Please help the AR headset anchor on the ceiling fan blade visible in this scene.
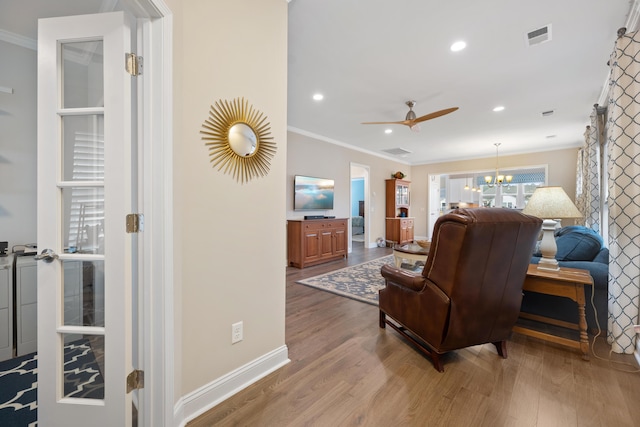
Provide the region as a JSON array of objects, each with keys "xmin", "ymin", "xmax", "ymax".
[
  {"xmin": 361, "ymin": 120, "xmax": 412, "ymax": 126},
  {"xmin": 413, "ymin": 107, "xmax": 459, "ymax": 124}
]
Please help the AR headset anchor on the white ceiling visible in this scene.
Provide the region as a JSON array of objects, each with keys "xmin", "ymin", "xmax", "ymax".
[
  {"xmin": 288, "ymin": 0, "xmax": 635, "ymax": 164},
  {"xmin": 1, "ymin": 0, "xmax": 635, "ymax": 165}
]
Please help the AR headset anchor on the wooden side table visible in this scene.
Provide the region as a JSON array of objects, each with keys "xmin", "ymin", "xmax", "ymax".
[
  {"xmin": 513, "ymin": 264, "xmax": 594, "ymax": 360},
  {"xmin": 392, "ymin": 242, "xmax": 429, "ymax": 268}
]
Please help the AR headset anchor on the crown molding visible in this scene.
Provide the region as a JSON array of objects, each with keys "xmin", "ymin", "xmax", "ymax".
[
  {"xmin": 287, "ymin": 126, "xmax": 411, "ymax": 165},
  {"xmin": 0, "ymin": 29, "xmax": 37, "ymax": 51}
]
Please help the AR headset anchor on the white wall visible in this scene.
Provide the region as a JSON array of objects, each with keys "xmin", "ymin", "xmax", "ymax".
[
  {"xmin": 167, "ymin": 0, "xmax": 289, "ymax": 407},
  {"xmin": 0, "ymin": 41, "xmax": 37, "ymax": 250}
]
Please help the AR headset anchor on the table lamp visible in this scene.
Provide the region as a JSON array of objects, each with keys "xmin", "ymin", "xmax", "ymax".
[{"xmin": 522, "ymin": 186, "xmax": 583, "ymax": 271}]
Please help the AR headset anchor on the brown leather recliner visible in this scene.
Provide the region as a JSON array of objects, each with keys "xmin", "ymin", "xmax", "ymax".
[{"xmin": 379, "ymin": 208, "xmax": 542, "ymax": 372}]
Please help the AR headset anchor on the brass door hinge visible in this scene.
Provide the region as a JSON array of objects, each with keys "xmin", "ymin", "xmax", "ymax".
[
  {"xmin": 126, "ymin": 369, "xmax": 144, "ymax": 393},
  {"xmin": 126, "ymin": 213, "xmax": 144, "ymax": 233},
  {"xmin": 125, "ymin": 53, "xmax": 143, "ymax": 76}
]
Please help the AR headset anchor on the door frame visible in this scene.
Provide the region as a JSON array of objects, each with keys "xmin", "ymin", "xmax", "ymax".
[
  {"xmin": 349, "ymin": 162, "xmax": 372, "ymax": 251},
  {"xmin": 124, "ymin": 0, "xmax": 175, "ymax": 425}
]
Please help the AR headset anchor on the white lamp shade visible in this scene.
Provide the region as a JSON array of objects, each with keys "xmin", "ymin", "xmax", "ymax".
[{"xmin": 522, "ymin": 186, "xmax": 582, "ymax": 219}]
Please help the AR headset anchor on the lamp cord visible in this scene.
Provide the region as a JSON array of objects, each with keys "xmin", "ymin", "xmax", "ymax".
[{"xmin": 589, "ymin": 288, "xmax": 640, "ymax": 373}]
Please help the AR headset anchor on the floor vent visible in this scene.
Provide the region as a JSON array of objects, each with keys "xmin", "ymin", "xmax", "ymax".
[
  {"xmin": 526, "ymin": 24, "xmax": 552, "ymax": 46},
  {"xmin": 382, "ymin": 147, "xmax": 412, "ymax": 156}
]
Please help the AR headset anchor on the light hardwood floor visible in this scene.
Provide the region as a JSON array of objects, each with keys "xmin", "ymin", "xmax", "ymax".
[{"xmin": 189, "ymin": 242, "xmax": 640, "ymax": 426}]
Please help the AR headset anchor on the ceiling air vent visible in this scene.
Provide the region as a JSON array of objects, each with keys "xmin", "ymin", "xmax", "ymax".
[
  {"xmin": 382, "ymin": 147, "xmax": 412, "ymax": 156},
  {"xmin": 526, "ymin": 24, "xmax": 552, "ymax": 47},
  {"xmin": 541, "ymin": 110, "xmax": 555, "ymax": 117}
]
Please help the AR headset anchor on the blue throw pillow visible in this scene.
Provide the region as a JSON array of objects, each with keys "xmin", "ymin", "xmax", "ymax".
[
  {"xmin": 555, "ymin": 228, "xmax": 602, "ymax": 261},
  {"xmin": 592, "ymin": 247, "xmax": 609, "ymax": 264},
  {"xmin": 555, "ymin": 225, "xmax": 604, "ymax": 245}
]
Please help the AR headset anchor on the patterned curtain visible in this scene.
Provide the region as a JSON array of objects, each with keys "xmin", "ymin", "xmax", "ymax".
[
  {"xmin": 606, "ymin": 29, "xmax": 640, "ymax": 354},
  {"xmin": 588, "ymin": 108, "xmax": 604, "ymax": 231},
  {"xmin": 576, "ymin": 107, "xmax": 604, "ymax": 231},
  {"xmin": 574, "ymin": 128, "xmax": 588, "ymax": 223}
]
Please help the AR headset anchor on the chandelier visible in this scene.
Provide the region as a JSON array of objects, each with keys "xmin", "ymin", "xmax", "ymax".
[{"xmin": 484, "ymin": 143, "xmax": 512, "ymax": 188}]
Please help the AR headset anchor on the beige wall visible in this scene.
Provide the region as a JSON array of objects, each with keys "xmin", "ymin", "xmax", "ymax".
[
  {"xmin": 287, "ymin": 135, "xmax": 580, "ymax": 244},
  {"xmin": 287, "ymin": 131, "xmax": 409, "ymax": 247},
  {"xmin": 410, "ymin": 147, "xmax": 580, "ymax": 238},
  {"xmin": 169, "ymin": 0, "xmax": 288, "ymax": 396}
]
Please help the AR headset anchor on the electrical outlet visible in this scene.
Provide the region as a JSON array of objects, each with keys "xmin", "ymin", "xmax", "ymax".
[{"xmin": 232, "ymin": 321, "xmax": 243, "ymax": 344}]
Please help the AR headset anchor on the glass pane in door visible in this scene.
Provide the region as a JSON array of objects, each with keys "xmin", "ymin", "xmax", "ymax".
[
  {"xmin": 62, "ymin": 115, "xmax": 105, "ymax": 181},
  {"xmin": 61, "ymin": 187, "xmax": 104, "ymax": 254},
  {"xmin": 62, "ymin": 41, "xmax": 104, "ymax": 109},
  {"xmin": 62, "ymin": 334, "xmax": 104, "ymax": 399},
  {"xmin": 63, "ymin": 260, "xmax": 104, "ymax": 327}
]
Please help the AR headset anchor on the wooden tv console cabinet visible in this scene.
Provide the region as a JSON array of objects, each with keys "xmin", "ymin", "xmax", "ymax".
[{"xmin": 287, "ymin": 218, "xmax": 348, "ymax": 268}]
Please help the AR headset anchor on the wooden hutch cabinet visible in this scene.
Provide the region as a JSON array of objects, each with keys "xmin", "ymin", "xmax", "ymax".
[
  {"xmin": 385, "ymin": 178, "xmax": 414, "ymax": 245},
  {"xmin": 287, "ymin": 218, "xmax": 348, "ymax": 268}
]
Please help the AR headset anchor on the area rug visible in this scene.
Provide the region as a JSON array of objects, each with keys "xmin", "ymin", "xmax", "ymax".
[
  {"xmin": 296, "ymin": 255, "xmax": 397, "ymax": 305},
  {"xmin": 0, "ymin": 339, "xmax": 104, "ymax": 426}
]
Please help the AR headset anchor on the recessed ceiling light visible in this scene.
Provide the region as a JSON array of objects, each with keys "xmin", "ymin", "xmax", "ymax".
[
  {"xmin": 312, "ymin": 93, "xmax": 324, "ymax": 101},
  {"xmin": 493, "ymin": 106, "xmax": 505, "ymax": 112},
  {"xmin": 385, "ymin": 129, "xmax": 393, "ymax": 134},
  {"xmin": 450, "ymin": 41, "xmax": 467, "ymax": 52}
]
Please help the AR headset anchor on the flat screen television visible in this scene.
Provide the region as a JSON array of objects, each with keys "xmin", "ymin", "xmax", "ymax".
[{"xmin": 294, "ymin": 175, "xmax": 335, "ymax": 210}]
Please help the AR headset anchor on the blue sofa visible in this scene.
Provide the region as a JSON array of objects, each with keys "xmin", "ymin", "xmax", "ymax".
[{"xmin": 521, "ymin": 225, "xmax": 609, "ymax": 333}]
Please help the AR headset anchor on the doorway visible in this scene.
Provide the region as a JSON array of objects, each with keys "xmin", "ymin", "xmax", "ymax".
[{"xmin": 350, "ymin": 163, "xmax": 370, "ymax": 252}]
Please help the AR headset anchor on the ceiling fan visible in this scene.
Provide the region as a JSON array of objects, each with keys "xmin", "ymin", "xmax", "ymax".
[{"xmin": 362, "ymin": 101, "xmax": 458, "ymax": 132}]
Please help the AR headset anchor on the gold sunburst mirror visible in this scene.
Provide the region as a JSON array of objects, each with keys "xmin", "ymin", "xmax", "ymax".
[{"xmin": 201, "ymin": 97, "xmax": 276, "ymax": 183}]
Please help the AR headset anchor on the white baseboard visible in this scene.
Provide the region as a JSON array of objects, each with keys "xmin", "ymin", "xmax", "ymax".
[{"xmin": 174, "ymin": 345, "xmax": 290, "ymax": 427}]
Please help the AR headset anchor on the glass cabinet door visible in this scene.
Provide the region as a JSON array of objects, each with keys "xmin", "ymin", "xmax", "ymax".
[{"xmin": 396, "ymin": 184, "xmax": 410, "ymax": 206}]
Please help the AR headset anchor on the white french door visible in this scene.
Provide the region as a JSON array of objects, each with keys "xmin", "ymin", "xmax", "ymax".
[{"xmin": 37, "ymin": 11, "xmax": 137, "ymax": 426}]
